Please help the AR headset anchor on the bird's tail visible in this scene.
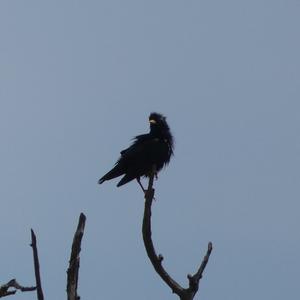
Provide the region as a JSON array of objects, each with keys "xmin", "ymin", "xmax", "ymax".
[
  {"xmin": 98, "ymin": 165, "xmax": 124, "ymax": 184},
  {"xmin": 98, "ymin": 177, "xmax": 105, "ymax": 184},
  {"xmin": 116, "ymin": 173, "xmax": 136, "ymax": 187}
]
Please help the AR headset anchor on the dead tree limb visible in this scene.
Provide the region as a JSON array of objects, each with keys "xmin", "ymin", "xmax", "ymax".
[
  {"xmin": 67, "ymin": 213, "xmax": 86, "ymax": 300},
  {"xmin": 0, "ymin": 230, "xmax": 43, "ymax": 298},
  {"xmin": 2, "ymin": 214, "xmax": 87, "ymax": 300},
  {"xmin": 142, "ymin": 169, "xmax": 213, "ymax": 300},
  {"xmin": 0, "ymin": 279, "xmax": 36, "ymax": 298},
  {"xmin": 31, "ymin": 229, "xmax": 44, "ymax": 300}
]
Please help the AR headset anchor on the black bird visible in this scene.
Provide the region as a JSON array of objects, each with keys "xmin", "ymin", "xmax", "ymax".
[{"xmin": 98, "ymin": 112, "xmax": 174, "ymax": 189}]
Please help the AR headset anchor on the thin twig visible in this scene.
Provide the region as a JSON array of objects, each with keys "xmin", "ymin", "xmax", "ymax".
[
  {"xmin": 67, "ymin": 213, "xmax": 86, "ymax": 300},
  {"xmin": 0, "ymin": 279, "xmax": 36, "ymax": 298},
  {"xmin": 31, "ymin": 229, "xmax": 44, "ymax": 300},
  {"xmin": 186, "ymin": 242, "xmax": 213, "ymax": 298},
  {"xmin": 142, "ymin": 166, "xmax": 213, "ymax": 300}
]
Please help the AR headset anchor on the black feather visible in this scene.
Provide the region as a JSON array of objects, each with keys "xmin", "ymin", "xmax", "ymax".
[{"xmin": 98, "ymin": 112, "xmax": 174, "ymax": 187}]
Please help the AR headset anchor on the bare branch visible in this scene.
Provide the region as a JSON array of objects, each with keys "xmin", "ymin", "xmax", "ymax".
[
  {"xmin": 142, "ymin": 166, "xmax": 213, "ymax": 300},
  {"xmin": 142, "ymin": 167, "xmax": 184, "ymax": 296},
  {"xmin": 2, "ymin": 216, "xmax": 87, "ymax": 300},
  {"xmin": 0, "ymin": 279, "xmax": 36, "ymax": 298},
  {"xmin": 31, "ymin": 229, "xmax": 44, "ymax": 300},
  {"xmin": 67, "ymin": 213, "xmax": 86, "ymax": 300}
]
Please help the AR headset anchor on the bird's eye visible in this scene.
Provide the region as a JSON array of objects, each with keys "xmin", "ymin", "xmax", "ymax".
[{"xmin": 149, "ymin": 119, "xmax": 157, "ymax": 124}]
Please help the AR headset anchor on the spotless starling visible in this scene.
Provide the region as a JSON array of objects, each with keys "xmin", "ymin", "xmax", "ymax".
[{"xmin": 98, "ymin": 112, "xmax": 174, "ymax": 189}]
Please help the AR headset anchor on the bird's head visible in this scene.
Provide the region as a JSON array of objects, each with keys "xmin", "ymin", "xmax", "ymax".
[{"xmin": 149, "ymin": 112, "xmax": 171, "ymax": 136}]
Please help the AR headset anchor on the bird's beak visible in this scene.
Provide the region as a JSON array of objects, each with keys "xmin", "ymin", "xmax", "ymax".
[{"xmin": 149, "ymin": 119, "xmax": 157, "ymax": 124}]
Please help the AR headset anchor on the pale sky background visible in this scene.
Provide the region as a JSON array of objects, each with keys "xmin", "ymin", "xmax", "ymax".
[{"xmin": 0, "ymin": 1, "xmax": 299, "ymax": 300}]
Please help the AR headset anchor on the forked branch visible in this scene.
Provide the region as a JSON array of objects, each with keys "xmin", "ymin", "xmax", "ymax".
[
  {"xmin": 2, "ymin": 214, "xmax": 87, "ymax": 300},
  {"xmin": 142, "ymin": 168, "xmax": 213, "ymax": 300},
  {"xmin": 0, "ymin": 230, "xmax": 43, "ymax": 299}
]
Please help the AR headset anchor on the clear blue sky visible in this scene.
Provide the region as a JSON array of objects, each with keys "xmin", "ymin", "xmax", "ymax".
[{"xmin": 1, "ymin": 1, "xmax": 299, "ymax": 300}]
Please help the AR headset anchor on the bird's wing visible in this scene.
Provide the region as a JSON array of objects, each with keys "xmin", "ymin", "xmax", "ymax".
[
  {"xmin": 119, "ymin": 134, "xmax": 151, "ymax": 156},
  {"xmin": 119, "ymin": 135, "xmax": 159, "ymax": 161}
]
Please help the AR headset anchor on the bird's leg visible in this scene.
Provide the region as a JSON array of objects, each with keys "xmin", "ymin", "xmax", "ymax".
[
  {"xmin": 137, "ymin": 176, "xmax": 156, "ymax": 201},
  {"xmin": 136, "ymin": 177, "xmax": 146, "ymax": 194}
]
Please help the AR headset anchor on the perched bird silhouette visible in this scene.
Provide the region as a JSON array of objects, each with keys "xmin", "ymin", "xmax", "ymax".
[{"xmin": 98, "ymin": 112, "xmax": 174, "ymax": 189}]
